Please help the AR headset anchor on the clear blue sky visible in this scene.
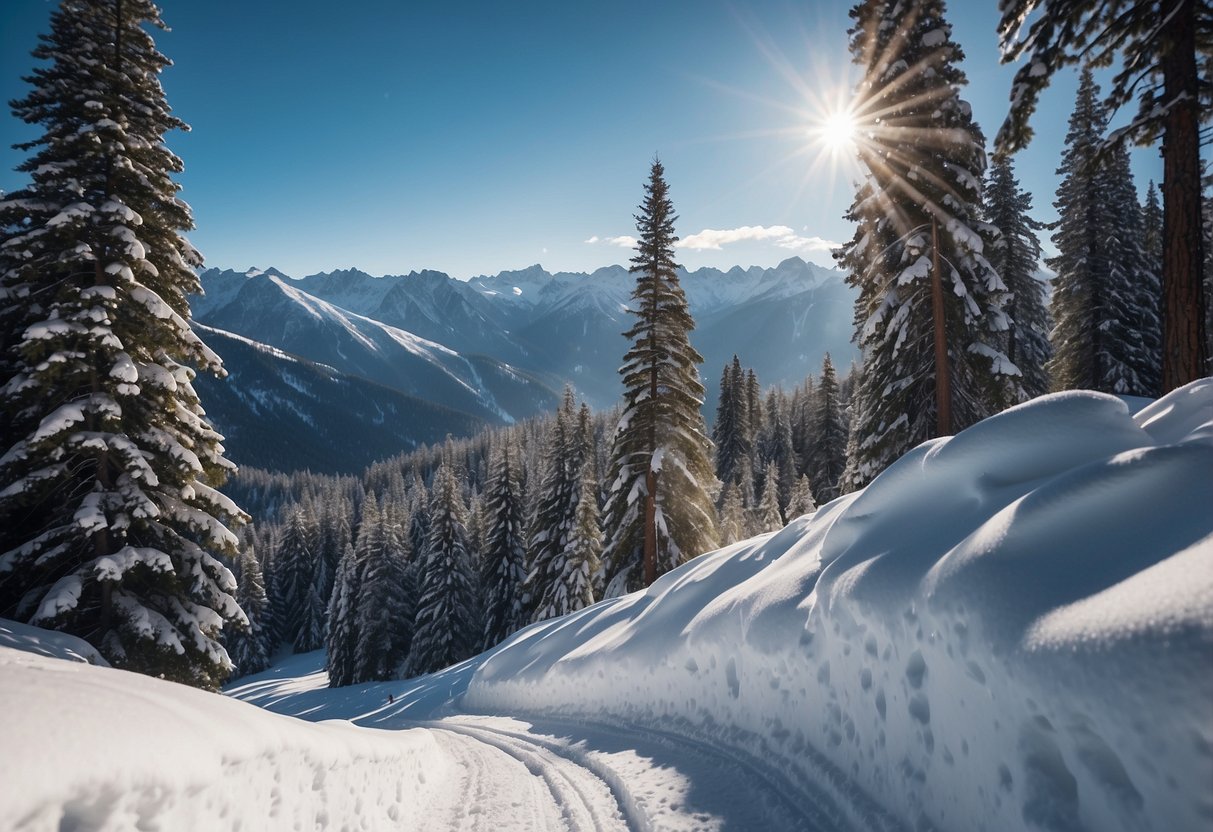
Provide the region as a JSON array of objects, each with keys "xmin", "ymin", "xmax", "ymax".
[{"xmin": 1, "ymin": 0, "xmax": 1161, "ymax": 279}]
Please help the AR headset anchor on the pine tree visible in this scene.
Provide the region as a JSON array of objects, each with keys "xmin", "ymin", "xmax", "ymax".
[
  {"xmin": 525, "ymin": 390, "xmax": 580, "ymax": 621},
  {"xmin": 325, "ymin": 542, "xmax": 360, "ymax": 687},
  {"xmin": 353, "ymin": 503, "xmax": 412, "ymax": 682},
  {"xmin": 712, "ymin": 356, "xmax": 750, "ymax": 487},
  {"xmin": 409, "ymin": 460, "xmax": 478, "ymax": 676},
  {"xmin": 837, "ymin": 0, "xmax": 1012, "ymax": 490},
  {"xmin": 533, "ymin": 454, "xmax": 601, "ymax": 621},
  {"xmin": 600, "ymin": 160, "xmax": 719, "ymax": 595},
  {"xmin": 985, "ymin": 157, "xmax": 1052, "ymax": 400},
  {"xmin": 1047, "ymin": 71, "xmax": 1152, "ymax": 396},
  {"xmin": 227, "ymin": 544, "xmax": 271, "ymax": 678},
  {"xmin": 480, "ymin": 441, "xmax": 528, "ymax": 650},
  {"xmin": 273, "ymin": 509, "xmax": 319, "ymax": 653},
  {"xmin": 786, "ymin": 474, "xmax": 818, "ymax": 519},
  {"xmin": 1107, "ymin": 146, "xmax": 1162, "ymax": 396},
  {"xmin": 751, "ymin": 461, "xmax": 784, "ymax": 535},
  {"xmin": 0, "ymin": 0, "xmax": 247, "ymax": 689},
  {"xmin": 717, "ymin": 483, "xmax": 747, "ymax": 546},
  {"xmin": 997, "ymin": 0, "xmax": 1210, "ymax": 390},
  {"xmin": 806, "ymin": 354, "xmax": 848, "ymax": 503}
]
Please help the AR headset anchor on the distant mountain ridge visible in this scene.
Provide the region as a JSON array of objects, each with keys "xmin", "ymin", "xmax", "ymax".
[{"xmin": 191, "ymin": 257, "xmax": 858, "ymax": 472}]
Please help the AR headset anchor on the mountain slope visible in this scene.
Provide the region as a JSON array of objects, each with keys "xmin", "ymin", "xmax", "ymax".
[
  {"xmin": 192, "ymin": 326, "xmax": 485, "ymax": 473},
  {"xmin": 194, "ymin": 272, "xmax": 558, "ymax": 424}
]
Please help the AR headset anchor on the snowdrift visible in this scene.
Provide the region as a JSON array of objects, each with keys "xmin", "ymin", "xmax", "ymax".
[
  {"xmin": 465, "ymin": 382, "xmax": 1213, "ymax": 832},
  {"xmin": 0, "ymin": 631, "xmax": 453, "ymax": 831}
]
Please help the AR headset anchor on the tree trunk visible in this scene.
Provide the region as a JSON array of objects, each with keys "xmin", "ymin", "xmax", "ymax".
[{"xmin": 1160, "ymin": 0, "xmax": 1208, "ymax": 390}]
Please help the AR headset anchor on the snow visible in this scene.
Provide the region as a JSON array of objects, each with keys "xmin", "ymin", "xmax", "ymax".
[{"xmin": 2, "ymin": 382, "xmax": 1210, "ymax": 831}]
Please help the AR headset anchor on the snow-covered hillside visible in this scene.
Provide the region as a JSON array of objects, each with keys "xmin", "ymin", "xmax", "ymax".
[{"xmin": 3, "ymin": 382, "xmax": 1209, "ymax": 832}]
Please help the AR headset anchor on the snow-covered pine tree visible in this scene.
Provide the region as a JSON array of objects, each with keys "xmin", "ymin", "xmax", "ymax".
[
  {"xmin": 353, "ymin": 500, "xmax": 412, "ymax": 682},
  {"xmin": 480, "ymin": 440, "xmax": 528, "ymax": 650},
  {"xmin": 532, "ymin": 408, "xmax": 600, "ymax": 621},
  {"xmin": 600, "ymin": 160, "xmax": 719, "ymax": 595},
  {"xmin": 1108, "ymin": 145, "xmax": 1162, "ymax": 396},
  {"xmin": 786, "ymin": 474, "xmax": 818, "ymax": 519},
  {"xmin": 984, "ymin": 156, "xmax": 1052, "ymax": 401},
  {"xmin": 996, "ymin": 0, "xmax": 1210, "ymax": 391},
  {"xmin": 274, "ymin": 509, "xmax": 317, "ymax": 652},
  {"xmin": 717, "ymin": 483, "xmax": 747, "ymax": 546},
  {"xmin": 0, "ymin": 0, "xmax": 247, "ymax": 688},
  {"xmin": 524, "ymin": 389, "xmax": 579, "ymax": 622},
  {"xmin": 713, "ymin": 356, "xmax": 750, "ymax": 488},
  {"xmin": 766, "ymin": 393, "xmax": 797, "ymax": 514},
  {"xmin": 806, "ymin": 354, "xmax": 848, "ymax": 504},
  {"xmin": 751, "ymin": 461, "xmax": 784, "ymax": 535},
  {"xmin": 1143, "ymin": 181, "xmax": 1163, "ymax": 286},
  {"xmin": 1047, "ymin": 70, "xmax": 1149, "ymax": 395},
  {"xmin": 836, "ymin": 0, "xmax": 1012, "ymax": 490},
  {"xmin": 226, "ymin": 543, "xmax": 271, "ymax": 678},
  {"xmin": 409, "ymin": 458, "xmax": 478, "ymax": 676},
  {"xmin": 325, "ymin": 541, "xmax": 360, "ymax": 687}
]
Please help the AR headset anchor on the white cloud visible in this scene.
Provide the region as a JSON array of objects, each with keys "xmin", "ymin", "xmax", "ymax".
[
  {"xmin": 585, "ymin": 234, "xmax": 637, "ymax": 248},
  {"xmin": 773, "ymin": 234, "xmax": 839, "ymax": 253},
  {"xmin": 677, "ymin": 225, "xmax": 796, "ymax": 250}
]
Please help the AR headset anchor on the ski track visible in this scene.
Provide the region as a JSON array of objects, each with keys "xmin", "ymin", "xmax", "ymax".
[{"xmin": 417, "ymin": 715, "xmax": 886, "ymax": 832}]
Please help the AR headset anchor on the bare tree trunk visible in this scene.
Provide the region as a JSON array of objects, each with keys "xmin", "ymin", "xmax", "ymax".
[{"xmin": 1160, "ymin": 0, "xmax": 1208, "ymax": 390}]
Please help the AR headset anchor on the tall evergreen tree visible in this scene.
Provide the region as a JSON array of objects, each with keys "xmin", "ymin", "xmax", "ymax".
[
  {"xmin": 0, "ymin": 0, "xmax": 247, "ymax": 688},
  {"xmin": 273, "ymin": 509, "xmax": 319, "ymax": 653},
  {"xmin": 1047, "ymin": 71, "xmax": 1152, "ymax": 395},
  {"xmin": 712, "ymin": 356, "xmax": 750, "ymax": 487},
  {"xmin": 353, "ymin": 502, "xmax": 412, "ymax": 681},
  {"xmin": 533, "ymin": 452, "xmax": 601, "ymax": 621},
  {"xmin": 984, "ymin": 156, "xmax": 1052, "ymax": 400},
  {"xmin": 600, "ymin": 160, "xmax": 719, "ymax": 595},
  {"xmin": 525, "ymin": 390, "xmax": 580, "ymax": 621},
  {"xmin": 717, "ymin": 483, "xmax": 747, "ymax": 546},
  {"xmin": 409, "ymin": 460, "xmax": 478, "ymax": 676},
  {"xmin": 806, "ymin": 354, "xmax": 848, "ymax": 504},
  {"xmin": 996, "ymin": 0, "xmax": 1210, "ymax": 390},
  {"xmin": 480, "ymin": 441, "xmax": 528, "ymax": 650},
  {"xmin": 226, "ymin": 543, "xmax": 271, "ymax": 678},
  {"xmin": 325, "ymin": 541, "xmax": 361, "ymax": 687},
  {"xmin": 837, "ymin": 0, "xmax": 1012, "ymax": 489}
]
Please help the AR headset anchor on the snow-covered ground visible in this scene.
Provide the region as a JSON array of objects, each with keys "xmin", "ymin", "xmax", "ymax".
[{"xmin": 2, "ymin": 382, "xmax": 1210, "ymax": 831}]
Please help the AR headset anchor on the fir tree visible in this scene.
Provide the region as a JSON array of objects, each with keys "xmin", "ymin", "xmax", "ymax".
[
  {"xmin": 353, "ymin": 501, "xmax": 412, "ymax": 681},
  {"xmin": 525, "ymin": 389, "xmax": 580, "ymax": 621},
  {"xmin": 996, "ymin": 0, "xmax": 1210, "ymax": 390},
  {"xmin": 534, "ymin": 454, "xmax": 601, "ymax": 621},
  {"xmin": 226, "ymin": 544, "xmax": 271, "ymax": 678},
  {"xmin": 786, "ymin": 474, "xmax": 818, "ymax": 519},
  {"xmin": 717, "ymin": 483, "xmax": 747, "ymax": 546},
  {"xmin": 480, "ymin": 441, "xmax": 528, "ymax": 650},
  {"xmin": 837, "ymin": 0, "xmax": 1012, "ymax": 490},
  {"xmin": 600, "ymin": 160, "xmax": 719, "ymax": 595},
  {"xmin": 712, "ymin": 356, "xmax": 750, "ymax": 487},
  {"xmin": 0, "ymin": 0, "xmax": 247, "ymax": 689},
  {"xmin": 409, "ymin": 460, "xmax": 478, "ymax": 676},
  {"xmin": 325, "ymin": 541, "xmax": 360, "ymax": 687},
  {"xmin": 751, "ymin": 461, "xmax": 784, "ymax": 535},
  {"xmin": 984, "ymin": 156, "xmax": 1052, "ymax": 400},
  {"xmin": 273, "ymin": 510, "xmax": 319, "ymax": 653},
  {"xmin": 1047, "ymin": 71, "xmax": 1153, "ymax": 395},
  {"xmin": 806, "ymin": 354, "xmax": 848, "ymax": 504}
]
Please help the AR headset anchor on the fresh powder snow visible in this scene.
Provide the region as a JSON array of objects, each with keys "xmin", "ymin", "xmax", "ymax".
[{"xmin": 1, "ymin": 381, "xmax": 1210, "ymax": 831}]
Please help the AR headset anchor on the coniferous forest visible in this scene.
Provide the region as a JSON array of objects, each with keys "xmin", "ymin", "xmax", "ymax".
[{"xmin": 0, "ymin": 2, "xmax": 1210, "ymax": 830}]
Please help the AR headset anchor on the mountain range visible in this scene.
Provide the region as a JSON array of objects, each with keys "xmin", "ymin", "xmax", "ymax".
[{"xmin": 192, "ymin": 257, "xmax": 857, "ymax": 473}]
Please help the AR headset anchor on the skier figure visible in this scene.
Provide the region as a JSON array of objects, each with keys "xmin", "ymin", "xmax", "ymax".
[{"xmin": 387, "ymin": 693, "xmax": 394, "ymax": 704}]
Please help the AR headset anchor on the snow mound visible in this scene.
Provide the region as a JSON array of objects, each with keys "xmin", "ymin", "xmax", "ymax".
[
  {"xmin": 0, "ymin": 618, "xmax": 109, "ymax": 666},
  {"xmin": 0, "ymin": 641, "xmax": 450, "ymax": 831},
  {"xmin": 465, "ymin": 381, "xmax": 1213, "ymax": 832}
]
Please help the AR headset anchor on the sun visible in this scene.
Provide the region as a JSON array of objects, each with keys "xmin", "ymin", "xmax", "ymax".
[{"xmin": 816, "ymin": 108, "xmax": 858, "ymax": 152}]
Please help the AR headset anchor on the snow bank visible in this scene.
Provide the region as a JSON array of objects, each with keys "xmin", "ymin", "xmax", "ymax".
[
  {"xmin": 0, "ymin": 639, "xmax": 452, "ymax": 831},
  {"xmin": 465, "ymin": 381, "xmax": 1213, "ymax": 832}
]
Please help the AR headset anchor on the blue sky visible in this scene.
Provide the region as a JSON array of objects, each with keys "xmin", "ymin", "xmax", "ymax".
[{"xmin": 1, "ymin": 0, "xmax": 1161, "ymax": 279}]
